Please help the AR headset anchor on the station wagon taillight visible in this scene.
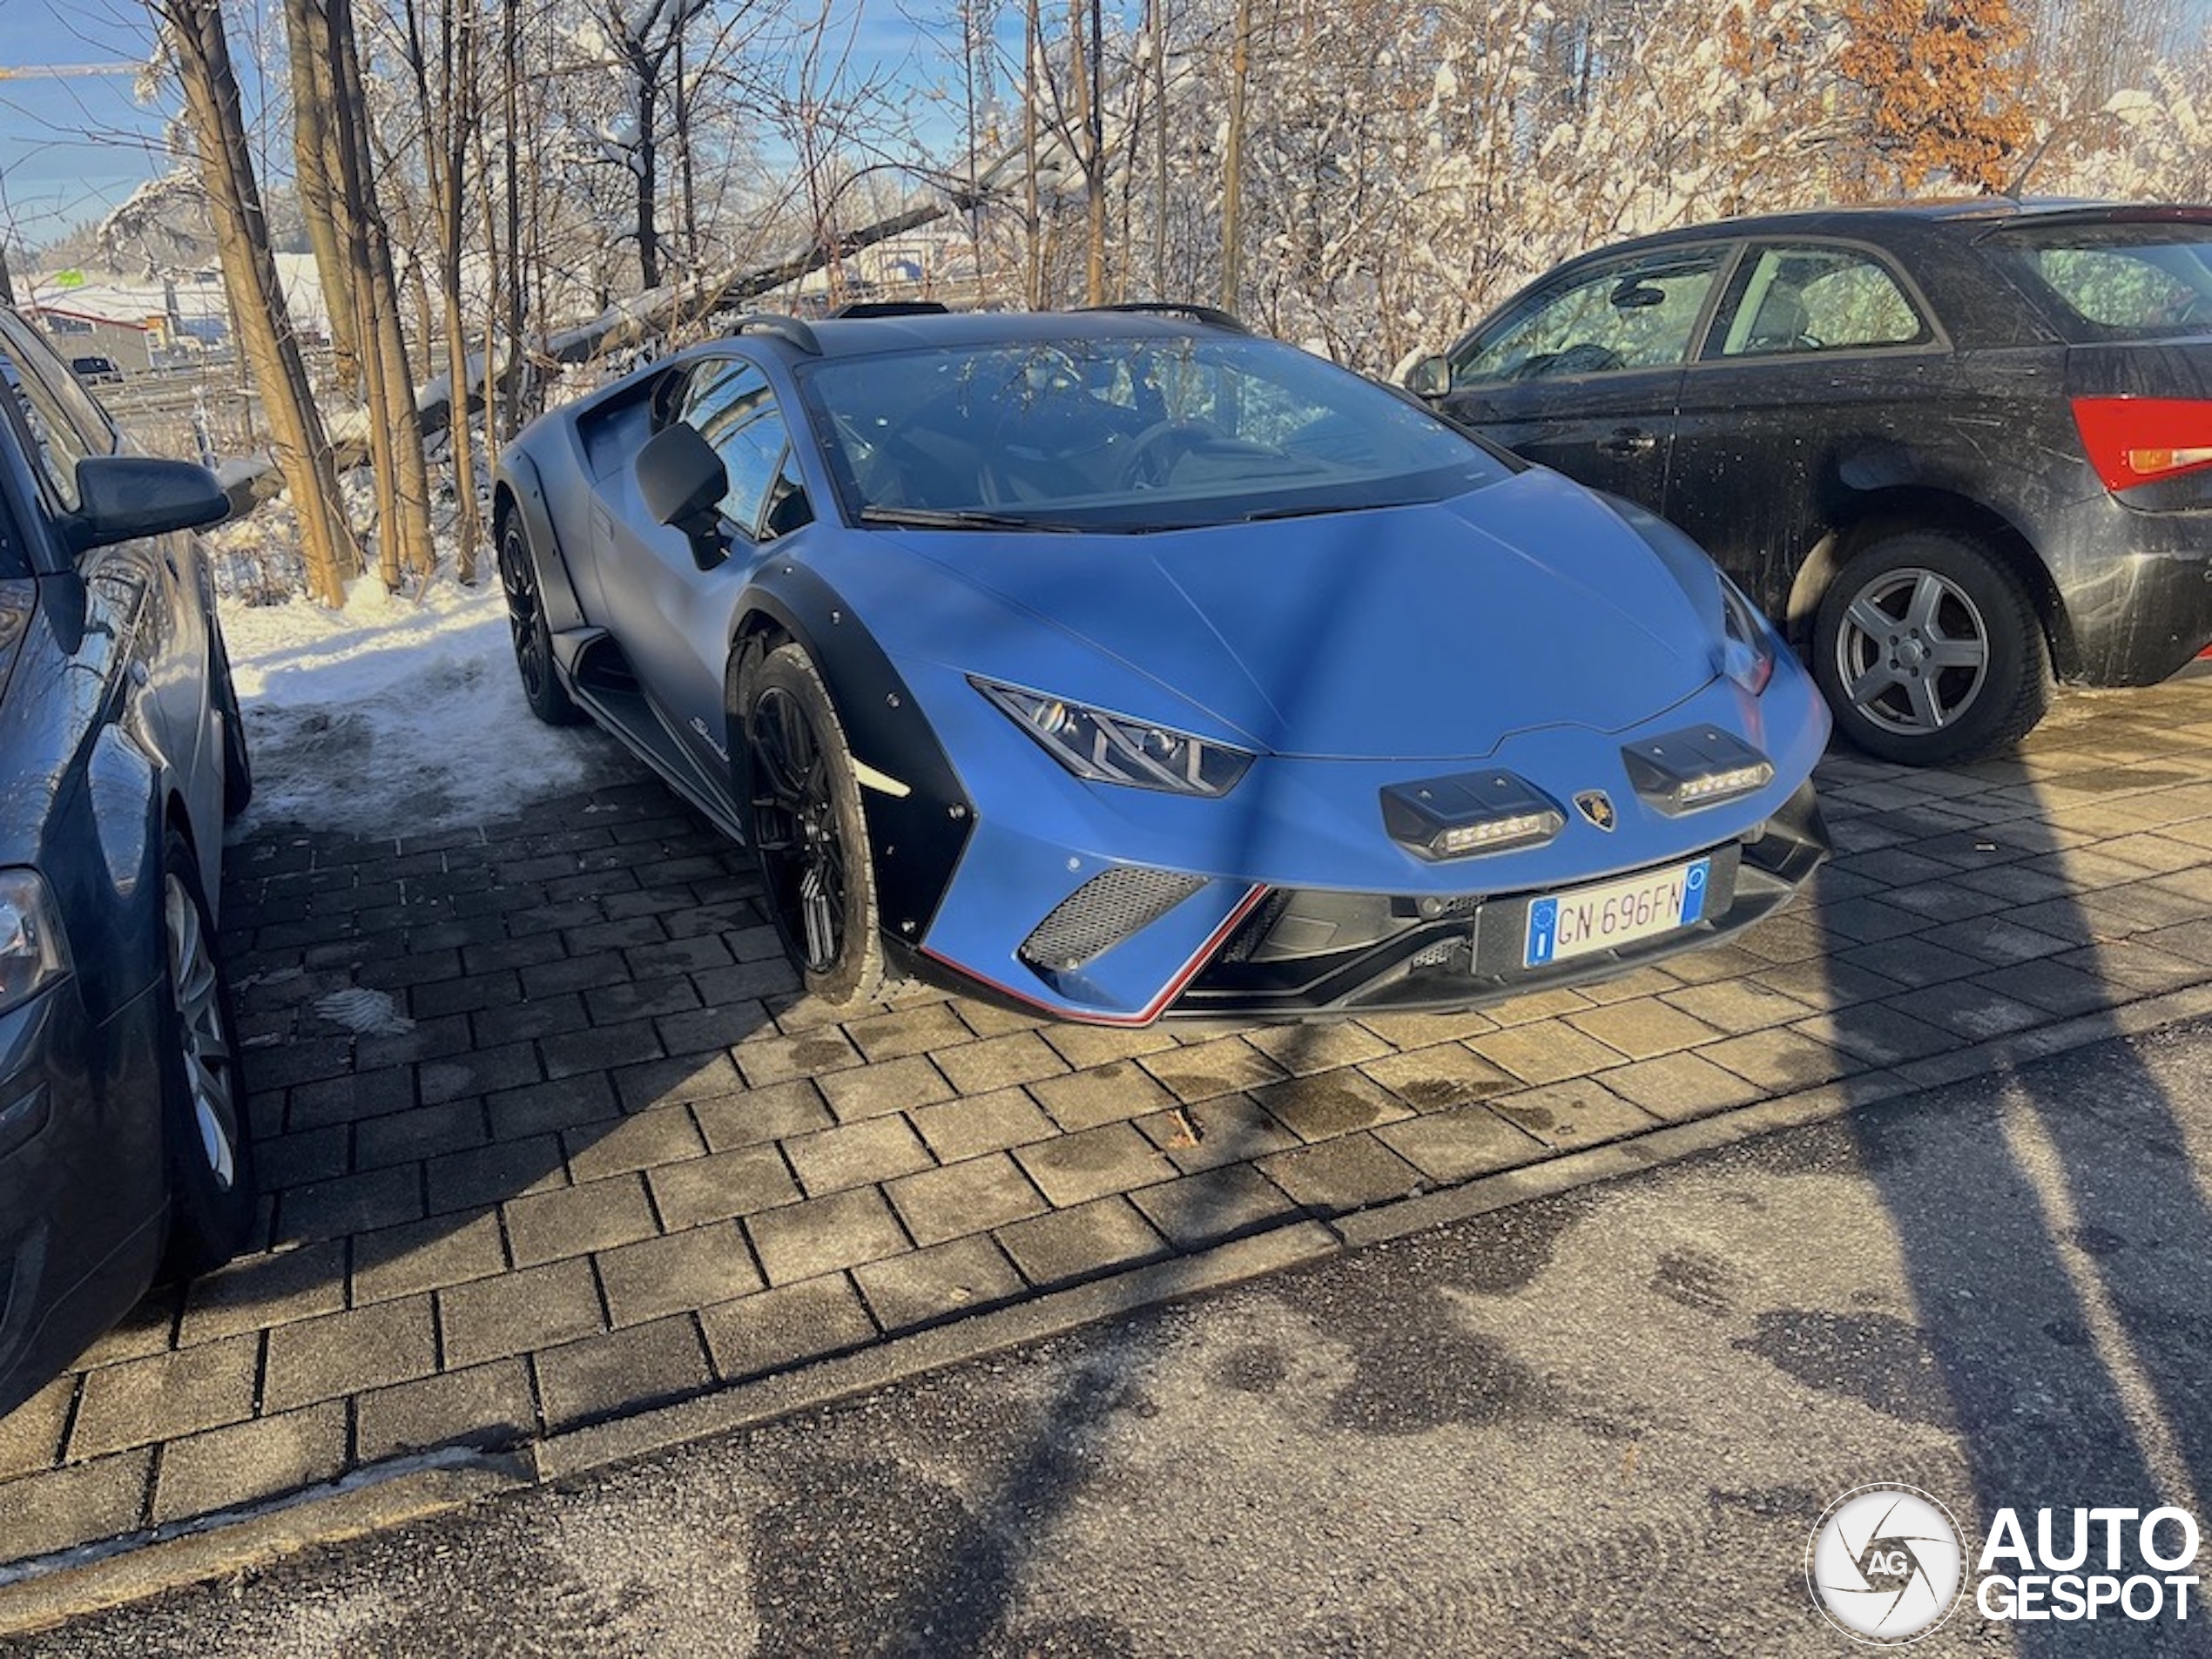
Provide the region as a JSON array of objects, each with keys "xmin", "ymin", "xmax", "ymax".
[{"xmin": 2071, "ymin": 396, "xmax": 2212, "ymax": 493}]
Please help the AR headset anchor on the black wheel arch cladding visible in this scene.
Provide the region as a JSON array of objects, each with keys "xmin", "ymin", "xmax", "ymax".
[{"xmin": 734, "ymin": 563, "xmax": 975, "ymax": 950}]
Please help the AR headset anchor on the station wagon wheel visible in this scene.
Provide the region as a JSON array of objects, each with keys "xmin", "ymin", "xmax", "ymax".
[
  {"xmin": 1812, "ymin": 530, "xmax": 2049, "ymax": 766},
  {"xmin": 740, "ymin": 644, "xmax": 884, "ymax": 1008},
  {"xmin": 498, "ymin": 513, "xmax": 582, "ymax": 725},
  {"xmin": 158, "ymin": 831, "xmax": 256, "ymax": 1278}
]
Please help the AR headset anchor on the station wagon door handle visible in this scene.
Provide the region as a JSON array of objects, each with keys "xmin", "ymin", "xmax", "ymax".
[{"xmin": 1595, "ymin": 428, "xmax": 1657, "ymax": 457}]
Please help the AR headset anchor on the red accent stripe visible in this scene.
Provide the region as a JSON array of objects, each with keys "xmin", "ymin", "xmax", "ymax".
[{"xmin": 922, "ymin": 885, "xmax": 1269, "ymax": 1028}]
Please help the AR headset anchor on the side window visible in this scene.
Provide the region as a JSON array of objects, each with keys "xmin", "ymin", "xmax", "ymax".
[
  {"xmin": 2028, "ymin": 246, "xmax": 2202, "ymax": 330},
  {"xmin": 1453, "ymin": 249, "xmax": 1727, "ymax": 386},
  {"xmin": 678, "ymin": 358, "xmax": 810, "ymax": 540},
  {"xmin": 1715, "ymin": 245, "xmax": 1930, "ymax": 358},
  {"xmin": 0, "ymin": 313, "xmax": 116, "ymax": 515},
  {"xmin": 0, "ymin": 353, "xmax": 92, "ymax": 512}
]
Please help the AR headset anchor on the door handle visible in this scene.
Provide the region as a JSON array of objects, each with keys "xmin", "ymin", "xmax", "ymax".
[{"xmin": 1595, "ymin": 428, "xmax": 1656, "ymax": 458}]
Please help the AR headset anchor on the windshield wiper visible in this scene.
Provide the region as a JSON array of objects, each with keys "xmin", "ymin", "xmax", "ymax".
[
  {"xmin": 1238, "ymin": 500, "xmax": 1366, "ymax": 523},
  {"xmin": 860, "ymin": 505, "xmax": 1081, "ymax": 533}
]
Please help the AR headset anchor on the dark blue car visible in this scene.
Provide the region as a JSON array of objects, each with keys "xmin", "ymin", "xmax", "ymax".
[
  {"xmin": 494, "ymin": 306, "xmax": 1830, "ymax": 1026},
  {"xmin": 0, "ymin": 308, "xmax": 253, "ymax": 1419}
]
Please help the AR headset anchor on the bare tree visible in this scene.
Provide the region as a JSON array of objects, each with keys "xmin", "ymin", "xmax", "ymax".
[
  {"xmin": 320, "ymin": 0, "xmax": 436, "ymax": 588},
  {"xmin": 285, "ymin": 0, "xmax": 362, "ymax": 391},
  {"xmin": 400, "ymin": 0, "xmax": 489, "ymax": 583},
  {"xmin": 594, "ymin": 0, "xmax": 714, "ymax": 290},
  {"xmin": 152, "ymin": 0, "xmax": 361, "ymax": 607}
]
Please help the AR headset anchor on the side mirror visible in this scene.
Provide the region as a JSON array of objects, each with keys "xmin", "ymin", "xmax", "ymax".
[
  {"xmin": 63, "ymin": 456, "xmax": 229, "ymax": 554},
  {"xmin": 636, "ymin": 422, "xmax": 728, "ymax": 570},
  {"xmin": 1404, "ymin": 354, "xmax": 1451, "ymax": 400}
]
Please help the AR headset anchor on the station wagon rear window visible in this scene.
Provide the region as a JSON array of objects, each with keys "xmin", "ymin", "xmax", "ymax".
[{"xmin": 1986, "ymin": 220, "xmax": 2212, "ymax": 341}]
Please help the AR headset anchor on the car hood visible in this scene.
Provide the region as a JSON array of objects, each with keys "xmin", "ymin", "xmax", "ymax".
[{"xmin": 887, "ymin": 469, "xmax": 1722, "ymax": 761}]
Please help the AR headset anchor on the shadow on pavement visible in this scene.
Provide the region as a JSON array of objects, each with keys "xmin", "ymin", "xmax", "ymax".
[{"xmin": 1818, "ymin": 707, "xmax": 2212, "ymax": 1652}]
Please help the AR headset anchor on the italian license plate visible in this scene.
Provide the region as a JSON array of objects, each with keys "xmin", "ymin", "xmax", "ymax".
[{"xmin": 1523, "ymin": 857, "xmax": 1710, "ymax": 968}]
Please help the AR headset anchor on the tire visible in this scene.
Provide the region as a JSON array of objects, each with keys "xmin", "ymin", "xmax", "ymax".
[
  {"xmin": 739, "ymin": 644, "xmax": 885, "ymax": 1008},
  {"xmin": 1811, "ymin": 530, "xmax": 2049, "ymax": 766},
  {"xmin": 157, "ymin": 830, "xmax": 256, "ymax": 1279},
  {"xmin": 210, "ymin": 625, "xmax": 253, "ymax": 820},
  {"xmin": 497, "ymin": 511, "xmax": 583, "ymax": 726}
]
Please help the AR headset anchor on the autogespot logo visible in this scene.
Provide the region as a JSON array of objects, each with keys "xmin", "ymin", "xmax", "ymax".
[{"xmin": 1808, "ymin": 1485, "xmax": 1967, "ymax": 1644}]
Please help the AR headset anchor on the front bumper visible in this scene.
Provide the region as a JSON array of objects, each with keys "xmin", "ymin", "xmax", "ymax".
[
  {"xmin": 902, "ymin": 658, "xmax": 1832, "ymax": 1025},
  {"xmin": 0, "ymin": 977, "xmax": 170, "ymax": 1418},
  {"xmin": 1170, "ymin": 780, "xmax": 1825, "ymax": 1019}
]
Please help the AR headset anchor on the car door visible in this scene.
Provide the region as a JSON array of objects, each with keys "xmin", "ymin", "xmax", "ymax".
[
  {"xmin": 1436, "ymin": 244, "xmax": 1732, "ymax": 508},
  {"xmin": 1664, "ymin": 239, "xmax": 1955, "ymax": 616},
  {"xmin": 597, "ymin": 354, "xmax": 815, "ymax": 785},
  {"xmin": 0, "ymin": 315, "xmax": 214, "ymax": 839}
]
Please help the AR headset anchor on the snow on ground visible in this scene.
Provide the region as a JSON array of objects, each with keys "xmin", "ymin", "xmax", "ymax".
[{"xmin": 219, "ymin": 576, "xmax": 645, "ymax": 841}]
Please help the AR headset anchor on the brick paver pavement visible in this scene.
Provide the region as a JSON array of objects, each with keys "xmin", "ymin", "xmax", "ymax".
[{"xmin": 7, "ymin": 678, "xmax": 2212, "ymax": 1566}]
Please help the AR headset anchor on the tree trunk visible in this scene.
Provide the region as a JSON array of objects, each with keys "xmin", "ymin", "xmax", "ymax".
[
  {"xmin": 1023, "ymin": 0, "xmax": 1044, "ymax": 307},
  {"xmin": 402, "ymin": 0, "xmax": 486, "ymax": 583},
  {"xmin": 284, "ymin": 0, "xmax": 362, "ymax": 393},
  {"xmin": 325, "ymin": 0, "xmax": 436, "ymax": 586},
  {"xmin": 1220, "ymin": 0, "xmax": 1253, "ymax": 311},
  {"xmin": 634, "ymin": 57, "xmax": 662, "ymax": 291},
  {"xmin": 159, "ymin": 0, "xmax": 359, "ymax": 607}
]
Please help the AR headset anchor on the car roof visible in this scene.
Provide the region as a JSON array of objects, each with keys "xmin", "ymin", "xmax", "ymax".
[
  {"xmin": 714, "ymin": 306, "xmax": 1251, "ymax": 363},
  {"xmin": 1572, "ymin": 198, "xmax": 2212, "ymax": 261}
]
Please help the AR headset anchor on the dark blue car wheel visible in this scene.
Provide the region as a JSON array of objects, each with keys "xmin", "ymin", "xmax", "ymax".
[
  {"xmin": 498, "ymin": 513, "xmax": 582, "ymax": 726},
  {"xmin": 158, "ymin": 831, "xmax": 256, "ymax": 1279},
  {"xmin": 742, "ymin": 644, "xmax": 884, "ymax": 1008}
]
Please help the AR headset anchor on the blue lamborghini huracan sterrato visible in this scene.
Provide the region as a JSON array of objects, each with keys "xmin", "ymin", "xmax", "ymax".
[{"xmin": 493, "ymin": 305, "xmax": 1830, "ymax": 1025}]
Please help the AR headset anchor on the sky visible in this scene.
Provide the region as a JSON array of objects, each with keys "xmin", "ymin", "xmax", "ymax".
[
  {"xmin": 10, "ymin": 0, "xmax": 2212, "ymax": 265},
  {"xmin": 0, "ymin": 0, "xmax": 951, "ymax": 263},
  {"xmin": 0, "ymin": 0, "xmax": 176, "ymax": 253}
]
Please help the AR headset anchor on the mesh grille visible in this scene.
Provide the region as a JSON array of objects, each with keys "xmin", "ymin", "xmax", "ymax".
[
  {"xmin": 1020, "ymin": 867, "xmax": 1207, "ymax": 971},
  {"xmin": 1410, "ymin": 938, "xmax": 1460, "ymax": 969}
]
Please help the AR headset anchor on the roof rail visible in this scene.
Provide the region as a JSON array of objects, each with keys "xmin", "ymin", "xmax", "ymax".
[
  {"xmin": 1080, "ymin": 302, "xmax": 1250, "ymax": 334},
  {"xmin": 732, "ymin": 313, "xmax": 821, "ymax": 354},
  {"xmin": 830, "ymin": 300, "xmax": 951, "ymax": 319}
]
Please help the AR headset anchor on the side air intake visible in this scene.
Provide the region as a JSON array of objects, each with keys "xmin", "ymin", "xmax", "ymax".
[{"xmin": 1019, "ymin": 868, "xmax": 1207, "ymax": 972}]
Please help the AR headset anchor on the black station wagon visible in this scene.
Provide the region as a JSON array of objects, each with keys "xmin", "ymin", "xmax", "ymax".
[{"xmin": 1408, "ymin": 201, "xmax": 2212, "ymax": 765}]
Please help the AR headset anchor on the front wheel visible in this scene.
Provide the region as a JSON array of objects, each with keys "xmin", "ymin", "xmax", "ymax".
[
  {"xmin": 740, "ymin": 644, "xmax": 885, "ymax": 1008},
  {"xmin": 1811, "ymin": 531, "xmax": 2049, "ymax": 766},
  {"xmin": 158, "ymin": 831, "xmax": 255, "ymax": 1279},
  {"xmin": 498, "ymin": 512, "xmax": 583, "ymax": 726}
]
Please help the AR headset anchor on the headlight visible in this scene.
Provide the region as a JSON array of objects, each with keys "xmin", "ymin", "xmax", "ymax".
[
  {"xmin": 1717, "ymin": 576, "xmax": 1775, "ymax": 696},
  {"xmin": 974, "ymin": 678, "xmax": 1253, "ymax": 796},
  {"xmin": 0, "ymin": 869, "xmax": 69, "ymax": 1013}
]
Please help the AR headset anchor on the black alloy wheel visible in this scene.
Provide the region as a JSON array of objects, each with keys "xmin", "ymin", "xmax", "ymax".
[
  {"xmin": 498, "ymin": 513, "xmax": 582, "ymax": 725},
  {"xmin": 742, "ymin": 644, "xmax": 884, "ymax": 1008}
]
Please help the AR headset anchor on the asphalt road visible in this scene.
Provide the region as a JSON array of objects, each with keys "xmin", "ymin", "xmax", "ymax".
[{"xmin": 15, "ymin": 1013, "xmax": 2212, "ymax": 1657}]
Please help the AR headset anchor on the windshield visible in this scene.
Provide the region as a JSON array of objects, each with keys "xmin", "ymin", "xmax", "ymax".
[
  {"xmin": 796, "ymin": 332, "xmax": 1511, "ymax": 532},
  {"xmin": 1984, "ymin": 219, "xmax": 2212, "ymax": 341}
]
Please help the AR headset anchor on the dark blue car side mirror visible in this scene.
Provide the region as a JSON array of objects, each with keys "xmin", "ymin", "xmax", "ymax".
[
  {"xmin": 63, "ymin": 455, "xmax": 230, "ymax": 554},
  {"xmin": 636, "ymin": 422, "xmax": 730, "ymax": 570}
]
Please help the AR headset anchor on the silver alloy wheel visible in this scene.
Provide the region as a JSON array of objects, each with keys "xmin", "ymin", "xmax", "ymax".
[
  {"xmin": 165, "ymin": 872, "xmax": 238, "ymax": 1190},
  {"xmin": 1831, "ymin": 565, "xmax": 1991, "ymax": 737}
]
